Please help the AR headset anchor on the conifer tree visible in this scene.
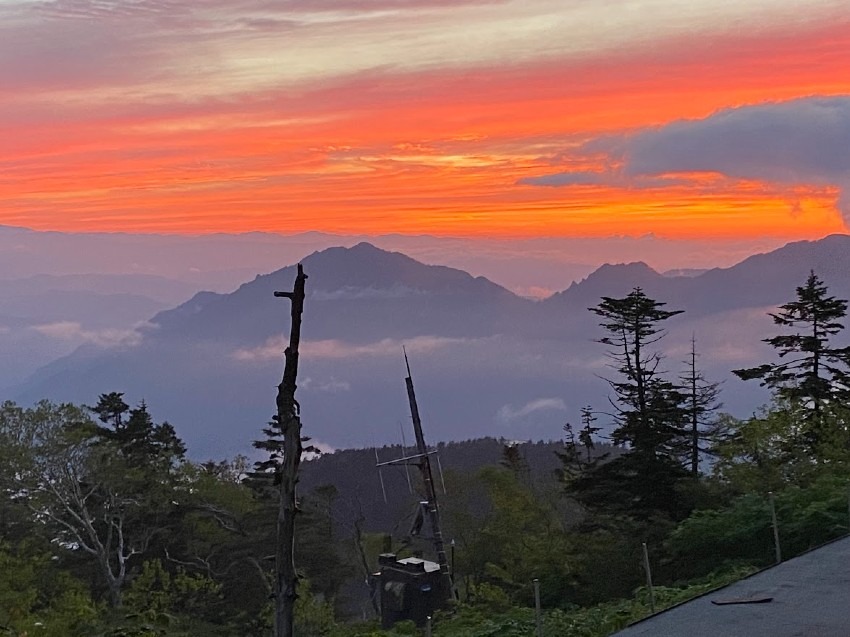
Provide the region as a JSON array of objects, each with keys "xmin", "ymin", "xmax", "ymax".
[
  {"xmin": 734, "ymin": 271, "xmax": 850, "ymax": 441},
  {"xmin": 680, "ymin": 336, "xmax": 723, "ymax": 475},
  {"xmin": 564, "ymin": 288, "xmax": 694, "ymax": 520},
  {"xmin": 578, "ymin": 406, "xmax": 601, "ymax": 465},
  {"xmin": 590, "ymin": 287, "xmax": 686, "ymax": 458},
  {"xmin": 90, "ymin": 392, "xmax": 186, "ymax": 468}
]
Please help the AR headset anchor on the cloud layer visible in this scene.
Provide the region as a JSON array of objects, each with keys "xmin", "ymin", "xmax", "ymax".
[{"xmin": 232, "ymin": 335, "xmax": 479, "ymax": 363}]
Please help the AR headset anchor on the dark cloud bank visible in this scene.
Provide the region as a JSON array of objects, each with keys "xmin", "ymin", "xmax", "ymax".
[{"xmin": 522, "ymin": 95, "xmax": 850, "ymax": 225}]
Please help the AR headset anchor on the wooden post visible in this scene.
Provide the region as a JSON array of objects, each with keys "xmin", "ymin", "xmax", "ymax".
[
  {"xmin": 846, "ymin": 484, "xmax": 850, "ymax": 531},
  {"xmin": 272, "ymin": 264, "xmax": 308, "ymax": 637},
  {"xmin": 533, "ymin": 578, "xmax": 543, "ymax": 637},
  {"xmin": 769, "ymin": 491, "xmax": 781, "ymax": 564},
  {"xmin": 642, "ymin": 542, "xmax": 656, "ymax": 613}
]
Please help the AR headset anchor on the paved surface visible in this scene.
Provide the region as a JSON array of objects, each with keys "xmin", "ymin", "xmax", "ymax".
[{"xmin": 613, "ymin": 535, "xmax": 850, "ymax": 637}]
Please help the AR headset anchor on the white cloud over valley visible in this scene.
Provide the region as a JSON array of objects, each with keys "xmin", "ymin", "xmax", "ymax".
[
  {"xmin": 232, "ymin": 335, "xmax": 481, "ymax": 363},
  {"xmin": 31, "ymin": 321, "xmax": 146, "ymax": 348},
  {"xmin": 497, "ymin": 397, "xmax": 567, "ymax": 424}
]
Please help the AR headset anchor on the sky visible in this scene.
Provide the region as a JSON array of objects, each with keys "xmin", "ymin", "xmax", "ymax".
[{"xmin": 2, "ymin": 0, "xmax": 850, "ymax": 242}]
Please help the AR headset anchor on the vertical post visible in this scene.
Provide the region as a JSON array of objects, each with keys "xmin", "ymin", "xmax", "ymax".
[
  {"xmin": 769, "ymin": 491, "xmax": 782, "ymax": 564},
  {"xmin": 533, "ymin": 578, "xmax": 543, "ymax": 637},
  {"xmin": 846, "ymin": 484, "xmax": 850, "ymax": 531},
  {"xmin": 642, "ymin": 543, "xmax": 656, "ymax": 613},
  {"xmin": 425, "ymin": 615, "xmax": 432, "ymax": 637},
  {"xmin": 272, "ymin": 264, "xmax": 308, "ymax": 637}
]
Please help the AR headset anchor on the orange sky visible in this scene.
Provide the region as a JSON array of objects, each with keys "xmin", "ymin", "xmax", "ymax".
[{"xmin": 1, "ymin": 1, "xmax": 849, "ymax": 240}]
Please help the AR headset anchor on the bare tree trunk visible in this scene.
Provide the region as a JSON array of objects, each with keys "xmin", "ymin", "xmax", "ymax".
[{"xmin": 273, "ymin": 264, "xmax": 308, "ymax": 637}]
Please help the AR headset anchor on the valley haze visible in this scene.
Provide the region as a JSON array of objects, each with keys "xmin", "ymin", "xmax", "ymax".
[{"xmin": 3, "ymin": 226, "xmax": 850, "ymax": 460}]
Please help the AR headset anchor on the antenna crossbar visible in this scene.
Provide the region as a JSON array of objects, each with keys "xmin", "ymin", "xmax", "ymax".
[{"xmin": 376, "ymin": 450, "xmax": 438, "ymax": 467}]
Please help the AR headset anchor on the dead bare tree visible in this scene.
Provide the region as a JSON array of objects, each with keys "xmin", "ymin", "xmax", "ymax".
[
  {"xmin": 271, "ymin": 264, "xmax": 308, "ymax": 637},
  {"xmin": 253, "ymin": 264, "xmax": 308, "ymax": 637}
]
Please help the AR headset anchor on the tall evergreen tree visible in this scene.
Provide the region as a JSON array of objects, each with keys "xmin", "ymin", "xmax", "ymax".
[
  {"xmin": 90, "ymin": 393, "xmax": 186, "ymax": 469},
  {"xmin": 590, "ymin": 287, "xmax": 686, "ymax": 458},
  {"xmin": 567, "ymin": 288, "xmax": 692, "ymax": 520},
  {"xmin": 680, "ymin": 336, "xmax": 723, "ymax": 475},
  {"xmin": 733, "ymin": 271, "xmax": 850, "ymax": 439},
  {"xmin": 500, "ymin": 443, "xmax": 530, "ymax": 482},
  {"xmin": 577, "ymin": 406, "xmax": 601, "ymax": 465}
]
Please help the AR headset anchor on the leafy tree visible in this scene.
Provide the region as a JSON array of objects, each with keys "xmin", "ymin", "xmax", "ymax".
[
  {"xmin": 0, "ymin": 542, "xmax": 98, "ymax": 637},
  {"xmin": 666, "ymin": 474, "xmax": 850, "ymax": 582},
  {"xmin": 713, "ymin": 400, "xmax": 850, "ymax": 491},
  {"xmin": 121, "ymin": 559, "xmax": 224, "ymax": 630},
  {"xmin": 0, "ymin": 399, "xmax": 187, "ymax": 608},
  {"xmin": 733, "ymin": 271, "xmax": 850, "ymax": 440},
  {"xmin": 441, "ymin": 467, "xmax": 574, "ymax": 607}
]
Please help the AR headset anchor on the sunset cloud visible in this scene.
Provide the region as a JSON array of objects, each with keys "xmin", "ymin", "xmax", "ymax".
[{"xmin": 2, "ymin": 1, "xmax": 850, "ymax": 239}]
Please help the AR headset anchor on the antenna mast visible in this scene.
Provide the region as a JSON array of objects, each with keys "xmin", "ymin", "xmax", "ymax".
[{"xmin": 402, "ymin": 349, "xmax": 451, "ymax": 580}]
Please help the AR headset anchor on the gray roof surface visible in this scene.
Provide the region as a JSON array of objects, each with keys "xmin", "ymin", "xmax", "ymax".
[{"xmin": 613, "ymin": 535, "xmax": 850, "ymax": 637}]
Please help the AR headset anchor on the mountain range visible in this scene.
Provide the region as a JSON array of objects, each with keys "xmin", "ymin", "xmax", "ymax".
[{"xmin": 7, "ymin": 234, "xmax": 850, "ymax": 459}]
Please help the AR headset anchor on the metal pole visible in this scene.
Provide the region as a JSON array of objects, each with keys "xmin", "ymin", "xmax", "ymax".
[
  {"xmin": 375, "ymin": 447, "xmax": 388, "ymax": 504},
  {"xmin": 769, "ymin": 491, "xmax": 782, "ymax": 564},
  {"xmin": 533, "ymin": 578, "xmax": 542, "ymax": 637},
  {"xmin": 437, "ymin": 455, "xmax": 447, "ymax": 495},
  {"xmin": 642, "ymin": 543, "xmax": 656, "ymax": 613},
  {"xmin": 425, "ymin": 616, "xmax": 432, "ymax": 637}
]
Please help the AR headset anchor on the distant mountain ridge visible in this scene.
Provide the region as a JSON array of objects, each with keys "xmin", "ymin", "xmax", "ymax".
[
  {"xmin": 9, "ymin": 234, "xmax": 850, "ymax": 458},
  {"xmin": 151, "ymin": 242, "xmax": 531, "ymax": 345},
  {"xmin": 548, "ymin": 234, "xmax": 850, "ymax": 317}
]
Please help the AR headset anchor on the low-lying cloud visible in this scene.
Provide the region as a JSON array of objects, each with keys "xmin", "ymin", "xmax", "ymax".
[
  {"xmin": 232, "ymin": 335, "xmax": 478, "ymax": 362},
  {"xmin": 311, "ymin": 285, "xmax": 427, "ymax": 301},
  {"xmin": 300, "ymin": 377, "xmax": 352, "ymax": 393},
  {"xmin": 32, "ymin": 321, "xmax": 146, "ymax": 348},
  {"xmin": 497, "ymin": 397, "xmax": 567, "ymax": 424}
]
